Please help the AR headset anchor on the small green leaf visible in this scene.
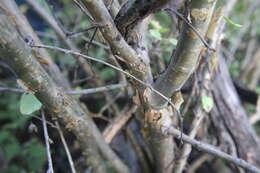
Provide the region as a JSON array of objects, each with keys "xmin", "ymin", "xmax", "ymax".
[
  {"xmin": 149, "ymin": 20, "xmax": 161, "ymax": 30},
  {"xmin": 149, "ymin": 29, "xmax": 162, "ymax": 40},
  {"xmin": 201, "ymin": 95, "xmax": 214, "ymax": 112},
  {"xmin": 168, "ymin": 38, "xmax": 178, "ymax": 46},
  {"xmin": 20, "ymin": 93, "xmax": 42, "ymax": 115},
  {"xmin": 159, "ymin": 28, "xmax": 169, "ymax": 33},
  {"xmin": 223, "ymin": 16, "xmax": 243, "ymax": 29}
]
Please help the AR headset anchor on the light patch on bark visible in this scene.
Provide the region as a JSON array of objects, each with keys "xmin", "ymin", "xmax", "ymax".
[
  {"xmin": 191, "ymin": 8, "xmax": 209, "ymax": 21},
  {"xmin": 144, "ymin": 107, "xmax": 173, "ymax": 134},
  {"xmin": 17, "ymin": 79, "xmax": 36, "ymax": 93}
]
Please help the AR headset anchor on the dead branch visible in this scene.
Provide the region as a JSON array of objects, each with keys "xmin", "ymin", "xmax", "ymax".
[
  {"xmin": 41, "ymin": 110, "xmax": 54, "ymax": 173},
  {"xmin": 168, "ymin": 127, "xmax": 260, "ymax": 173}
]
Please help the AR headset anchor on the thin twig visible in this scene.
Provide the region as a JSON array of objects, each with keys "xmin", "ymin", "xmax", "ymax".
[
  {"xmin": 175, "ymin": 107, "xmax": 206, "ymax": 173},
  {"xmin": 82, "ymin": 36, "xmax": 109, "ymax": 49},
  {"xmin": 99, "ymin": 91, "xmax": 123, "ymax": 114},
  {"xmin": 41, "ymin": 110, "xmax": 54, "ymax": 173},
  {"xmin": 55, "ymin": 122, "xmax": 76, "ymax": 173},
  {"xmin": 31, "ymin": 44, "xmax": 176, "ymax": 113},
  {"xmin": 165, "ymin": 8, "xmax": 215, "ymax": 52},
  {"xmin": 68, "ymin": 83, "xmax": 128, "ymax": 95},
  {"xmin": 0, "ymin": 83, "xmax": 127, "ymax": 95},
  {"xmin": 168, "ymin": 127, "xmax": 260, "ymax": 173},
  {"xmin": 44, "ymin": 0, "xmax": 68, "ymax": 34},
  {"xmin": 0, "ymin": 87, "xmax": 24, "ymax": 93},
  {"xmin": 66, "ymin": 25, "xmax": 99, "ymax": 37},
  {"xmin": 187, "ymin": 154, "xmax": 212, "ymax": 173},
  {"xmin": 32, "ymin": 115, "xmax": 58, "ymax": 129},
  {"xmin": 31, "ymin": 43, "xmax": 186, "ymax": 139},
  {"xmin": 103, "ymin": 105, "xmax": 137, "ymax": 143},
  {"xmin": 86, "ymin": 27, "xmax": 98, "ymax": 54},
  {"xmin": 72, "ymin": 0, "xmax": 94, "ymax": 21}
]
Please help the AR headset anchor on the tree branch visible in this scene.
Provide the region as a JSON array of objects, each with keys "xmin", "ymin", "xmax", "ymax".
[
  {"xmin": 79, "ymin": 0, "xmax": 146, "ymax": 74},
  {"xmin": 147, "ymin": 0, "xmax": 217, "ymax": 109},
  {"xmin": 114, "ymin": 0, "xmax": 171, "ymax": 36},
  {"xmin": 0, "ymin": 12, "xmax": 129, "ymax": 173},
  {"xmin": 0, "ymin": 0, "xmax": 70, "ymax": 88},
  {"xmin": 168, "ymin": 127, "xmax": 260, "ymax": 173}
]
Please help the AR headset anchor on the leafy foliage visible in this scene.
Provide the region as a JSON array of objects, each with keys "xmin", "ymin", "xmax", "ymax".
[{"xmin": 0, "ymin": 93, "xmax": 46, "ymax": 173}]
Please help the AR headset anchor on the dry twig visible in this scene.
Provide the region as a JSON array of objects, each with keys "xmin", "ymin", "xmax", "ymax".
[
  {"xmin": 41, "ymin": 110, "xmax": 54, "ymax": 173},
  {"xmin": 55, "ymin": 122, "xmax": 76, "ymax": 173}
]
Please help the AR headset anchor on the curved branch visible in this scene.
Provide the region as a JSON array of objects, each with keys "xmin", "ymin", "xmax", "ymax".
[
  {"xmin": 147, "ymin": 0, "xmax": 217, "ymax": 109},
  {"xmin": 114, "ymin": 0, "xmax": 170, "ymax": 36},
  {"xmin": 80, "ymin": 0, "xmax": 143, "ymax": 67}
]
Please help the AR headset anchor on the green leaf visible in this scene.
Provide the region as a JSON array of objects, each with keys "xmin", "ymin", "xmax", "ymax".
[
  {"xmin": 168, "ymin": 38, "xmax": 178, "ymax": 46},
  {"xmin": 149, "ymin": 29, "xmax": 162, "ymax": 40},
  {"xmin": 223, "ymin": 16, "xmax": 243, "ymax": 29},
  {"xmin": 201, "ymin": 95, "xmax": 214, "ymax": 112},
  {"xmin": 149, "ymin": 20, "xmax": 161, "ymax": 30},
  {"xmin": 20, "ymin": 93, "xmax": 42, "ymax": 115},
  {"xmin": 159, "ymin": 28, "xmax": 169, "ymax": 33}
]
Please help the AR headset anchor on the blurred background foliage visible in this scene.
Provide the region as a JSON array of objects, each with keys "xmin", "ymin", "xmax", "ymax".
[{"xmin": 0, "ymin": 0, "xmax": 259, "ymax": 172}]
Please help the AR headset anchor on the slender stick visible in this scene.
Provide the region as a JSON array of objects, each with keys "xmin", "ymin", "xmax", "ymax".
[
  {"xmin": 165, "ymin": 8, "xmax": 215, "ymax": 51},
  {"xmin": 0, "ymin": 83, "xmax": 127, "ymax": 95},
  {"xmin": 174, "ymin": 107, "xmax": 206, "ymax": 173},
  {"xmin": 55, "ymin": 122, "xmax": 76, "ymax": 173},
  {"xmin": 168, "ymin": 127, "xmax": 260, "ymax": 173},
  {"xmin": 31, "ymin": 44, "xmax": 175, "ymax": 109},
  {"xmin": 68, "ymin": 83, "xmax": 127, "ymax": 95},
  {"xmin": 41, "ymin": 110, "xmax": 54, "ymax": 173}
]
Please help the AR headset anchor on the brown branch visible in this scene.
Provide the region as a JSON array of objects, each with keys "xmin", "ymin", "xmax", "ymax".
[
  {"xmin": 30, "ymin": 44, "xmax": 174, "ymax": 106},
  {"xmin": 147, "ymin": 0, "xmax": 217, "ymax": 109},
  {"xmin": 165, "ymin": 8, "xmax": 215, "ymax": 51},
  {"xmin": 103, "ymin": 105, "xmax": 137, "ymax": 143},
  {"xmin": 0, "ymin": 13, "xmax": 129, "ymax": 173},
  {"xmin": 55, "ymin": 122, "xmax": 77, "ymax": 173},
  {"xmin": 202, "ymin": 0, "xmax": 260, "ymax": 168},
  {"xmin": 0, "ymin": 0, "xmax": 70, "ymax": 88},
  {"xmin": 79, "ymin": 0, "xmax": 145, "ymax": 72},
  {"xmin": 0, "ymin": 83, "xmax": 128, "ymax": 95},
  {"xmin": 41, "ymin": 110, "xmax": 54, "ymax": 173},
  {"xmin": 168, "ymin": 127, "xmax": 260, "ymax": 173},
  {"xmin": 174, "ymin": 107, "xmax": 206, "ymax": 173},
  {"xmin": 114, "ymin": 0, "xmax": 171, "ymax": 36},
  {"xmin": 25, "ymin": 0, "xmax": 94, "ymax": 76}
]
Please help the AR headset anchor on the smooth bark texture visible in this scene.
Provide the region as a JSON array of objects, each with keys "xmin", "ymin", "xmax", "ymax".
[
  {"xmin": 0, "ymin": 11, "xmax": 129, "ymax": 173},
  {"xmin": 148, "ymin": 0, "xmax": 217, "ymax": 109}
]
